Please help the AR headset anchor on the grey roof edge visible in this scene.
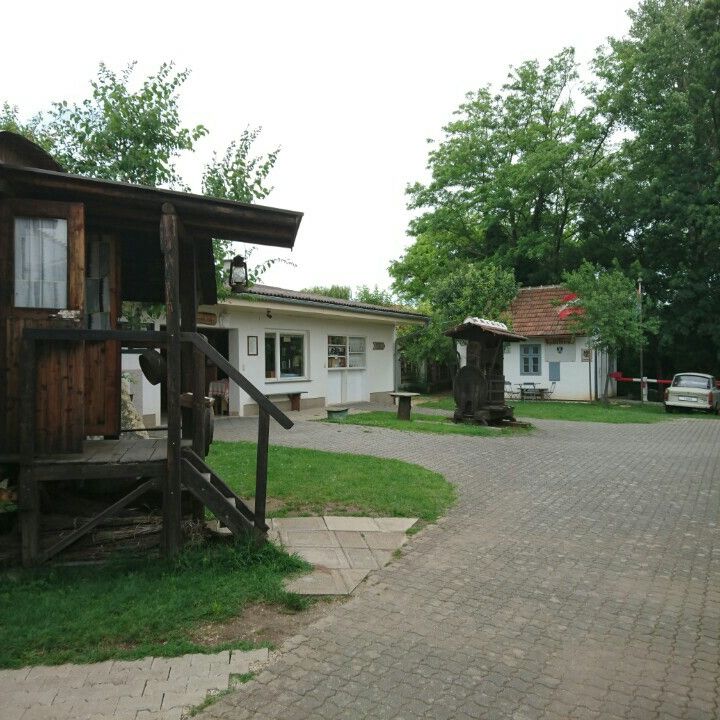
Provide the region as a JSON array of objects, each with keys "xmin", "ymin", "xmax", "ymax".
[{"xmin": 231, "ymin": 285, "xmax": 428, "ymax": 323}]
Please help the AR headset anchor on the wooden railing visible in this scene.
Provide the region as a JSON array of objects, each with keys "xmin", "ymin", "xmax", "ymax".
[{"xmin": 19, "ymin": 327, "xmax": 292, "ymax": 547}]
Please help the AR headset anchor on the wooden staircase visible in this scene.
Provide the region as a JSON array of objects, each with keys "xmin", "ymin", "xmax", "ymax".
[{"xmin": 181, "ymin": 449, "xmax": 265, "ymax": 536}]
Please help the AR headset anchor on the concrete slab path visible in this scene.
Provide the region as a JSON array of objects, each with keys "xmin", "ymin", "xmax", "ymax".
[
  {"xmin": 200, "ymin": 412, "xmax": 720, "ymax": 719},
  {"xmin": 270, "ymin": 516, "xmax": 416, "ymax": 595}
]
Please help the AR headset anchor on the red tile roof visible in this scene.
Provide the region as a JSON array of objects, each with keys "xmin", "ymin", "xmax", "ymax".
[{"xmin": 510, "ymin": 285, "xmax": 580, "ymax": 337}]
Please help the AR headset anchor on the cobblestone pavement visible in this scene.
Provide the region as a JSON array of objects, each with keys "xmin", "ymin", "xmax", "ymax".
[
  {"xmin": 205, "ymin": 414, "xmax": 720, "ymax": 719},
  {"xmin": 1, "ymin": 649, "xmax": 269, "ymax": 720}
]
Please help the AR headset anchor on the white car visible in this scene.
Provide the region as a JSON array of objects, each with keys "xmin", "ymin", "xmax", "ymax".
[{"xmin": 664, "ymin": 373, "xmax": 720, "ymax": 414}]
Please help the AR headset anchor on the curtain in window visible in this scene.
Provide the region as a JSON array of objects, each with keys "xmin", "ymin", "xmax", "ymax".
[{"xmin": 14, "ymin": 217, "xmax": 68, "ymax": 308}]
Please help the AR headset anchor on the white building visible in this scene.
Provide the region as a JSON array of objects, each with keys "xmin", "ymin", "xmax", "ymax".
[
  {"xmin": 502, "ymin": 285, "xmax": 616, "ymax": 401},
  {"xmin": 126, "ymin": 285, "xmax": 427, "ymax": 425}
]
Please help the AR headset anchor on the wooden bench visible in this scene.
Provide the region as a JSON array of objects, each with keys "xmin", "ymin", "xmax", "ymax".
[{"xmin": 265, "ymin": 391, "xmax": 308, "ymax": 411}]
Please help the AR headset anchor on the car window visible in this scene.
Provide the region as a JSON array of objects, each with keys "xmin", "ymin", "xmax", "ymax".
[{"xmin": 672, "ymin": 374, "xmax": 710, "ymax": 389}]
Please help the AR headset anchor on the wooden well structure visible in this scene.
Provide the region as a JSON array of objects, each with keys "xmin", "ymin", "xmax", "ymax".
[
  {"xmin": 0, "ymin": 132, "xmax": 303, "ymax": 565},
  {"xmin": 445, "ymin": 318, "xmax": 526, "ymax": 425}
]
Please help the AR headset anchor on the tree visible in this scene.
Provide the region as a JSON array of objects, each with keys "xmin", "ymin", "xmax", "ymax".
[
  {"xmin": 1, "ymin": 62, "xmax": 284, "ymax": 295},
  {"xmin": 301, "ymin": 285, "xmax": 352, "ymax": 300},
  {"xmin": 390, "ymin": 48, "xmax": 611, "ymax": 304},
  {"xmin": 353, "ymin": 285, "xmax": 397, "ymax": 306},
  {"xmin": 398, "ymin": 262, "xmax": 517, "ymax": 372},
  {"xmin": 562, "ymin": 262, "xmax": 658, "ymax": 401},
  {"xmin": 593, "ymin": 0, "xmax": 720, "ymax": 371}
]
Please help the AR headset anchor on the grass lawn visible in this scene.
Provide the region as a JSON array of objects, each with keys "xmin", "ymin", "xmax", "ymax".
[
  {"xmin": 421, "ymin": 396, "xmax": 719, "ymax": 424},
  {"xmin": 323, "ymin": 411, "xmax": 527, "ymax": 437},
  {"xmin": 1, "ymin": 443, "xmax": 453, "ymax": 669},
  {"xmin": 207, "ymin": 441, "xmax": 454, "ymax": 521},
  {"xmin": 0, "ymin": 540, "xmax": 308, "ymax": 669}
]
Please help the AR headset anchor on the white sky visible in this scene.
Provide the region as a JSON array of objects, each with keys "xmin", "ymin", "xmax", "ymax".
[{"xmin": 3, "ymin": 0, "xmax": 635, "ymax": 293}]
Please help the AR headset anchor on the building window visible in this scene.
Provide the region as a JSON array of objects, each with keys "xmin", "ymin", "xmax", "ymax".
[
  {"xmin": 520, "ymin": 344, "xmax": 541, "ymax": 375},
  {"xmin": 328, "ymin": 335, "xmax": 366, "ymax": 369},
  {"xmin": 265, "ymin": 331, "xmax": 306, "ymax": 380},
  {"xmin": 14, "ymin": 217, "xmax": 68, "ymax": 308}
]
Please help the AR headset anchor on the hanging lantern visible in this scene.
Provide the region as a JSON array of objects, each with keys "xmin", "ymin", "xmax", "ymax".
[{"xmin": 229, "ymin": 255, "xmax": 248, "ymax": 290}]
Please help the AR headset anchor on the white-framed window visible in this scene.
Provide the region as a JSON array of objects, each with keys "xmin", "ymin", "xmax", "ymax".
[
  {"xmin": 265, "ymin": 331, "xmax": 307, "ymax": 380},
  {"xmin": 328, "ymin": 335, "xmax": 366, "ymax": 369},
  {"xmin": 520, "ymin": 344, "xmax": 541, "ymax": 375},
  {"xmin": 14, "ymin": 217, "xmax": 68, "ymax": 309}
]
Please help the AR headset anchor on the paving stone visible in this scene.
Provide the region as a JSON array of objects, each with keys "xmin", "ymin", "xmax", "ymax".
[
  {"xmin": 373, "ymin": 517, "xmax": 418, "ymax": 532},
  {"xmin": 279, "ymin": 530, "xmax": 340, "ymax": 548},
  {"xmin": 293, "ymin": 546, "xmax": 350, "ymax": 568},
  {"xmin": 342, "ymin": 547, "xmax": 380, "ymax": 569},
  {"xmin": 362, "ymin": 531, "xmax": 407, "ymax": 550},
  {"xmin": 271, "ymin": 516, "xmax": 327, "ymax": 531},
  {"xmin": 333, "ymin": 530, "xmax": 370, "ymax": 548},
  {"xmin": 323, "ymin": 516, "xmax": 380, "ymax": 532}
]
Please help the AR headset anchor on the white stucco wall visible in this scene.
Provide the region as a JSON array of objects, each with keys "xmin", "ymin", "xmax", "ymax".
[
  {"xmin": 123, "ymin": 300, "xmax": 404, "ymax": 421},
  {"xmin": 502, "ymin": 336, "xmax": 616, "ymax": 401},
  {"xmin": 122, "ymin": 351, "xmax": 162, "ymax": 426}
]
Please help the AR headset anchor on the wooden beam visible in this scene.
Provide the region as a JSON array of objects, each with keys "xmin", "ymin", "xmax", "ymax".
[
  {"xmin": 181, "ymin": 332, "xmax": 294, "ymax": 430},
  {"xmin": 19, "ymin": 336, "xmax": 36, "ymax": 463},
  {"xmin": 18, "ymin": 468, "xmax": 39, "ymax": 567},
  {"xmin": 161, "ymin": 203, "xmax": 183, "ymax": 557},
  {"xmin": 39, "ymin": 478, "xmax": 159, "ymax": 563},
  {"xmin": 254, "ymin": 408, "xmax": 270, "ymax": 531}
]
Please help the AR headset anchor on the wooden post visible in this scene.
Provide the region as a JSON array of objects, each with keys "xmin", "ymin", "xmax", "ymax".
[
  {"xmin": 160, "ymin": 203, "xmax": 183, "ymax": 557},
  {"xmin": 254, "ymin": 408, "xmax": 270, "ymax": 531},
  {"xmin": 192, "ymin": 345, "xmax": 206, "ymax": 458},
  {"xmin": 19, "ymin": 336, "xmax": 39, "ymax": 566}
]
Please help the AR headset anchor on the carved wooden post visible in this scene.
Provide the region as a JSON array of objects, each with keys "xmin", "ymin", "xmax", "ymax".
[{"xmin": 160, "ymin": 203, "xmax": 182, "ymax": 557}]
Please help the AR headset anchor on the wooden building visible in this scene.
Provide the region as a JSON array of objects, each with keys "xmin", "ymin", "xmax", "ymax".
[{"xmin": 0, "ymin": 131, "xmax": 302, "ymax": 565}]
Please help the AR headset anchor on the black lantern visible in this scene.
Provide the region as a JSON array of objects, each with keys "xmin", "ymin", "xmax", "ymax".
[{"xmin": 229, "ymin": 255, "xmax": 248, "ymax": 290}]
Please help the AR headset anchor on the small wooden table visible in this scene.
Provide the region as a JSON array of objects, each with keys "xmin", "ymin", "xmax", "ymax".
[{"xmin": 389, "ymin": 391, "xmax": 421, "ymax": 420}]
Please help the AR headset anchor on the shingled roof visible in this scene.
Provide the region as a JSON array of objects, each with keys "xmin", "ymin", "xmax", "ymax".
[
  {"xmin": 236, "ymin": 285, "xmax": 428, "ymax": 323},
  {"xmin": 510, "ymin": 285, "xmax": 580, "ymax": 338}
]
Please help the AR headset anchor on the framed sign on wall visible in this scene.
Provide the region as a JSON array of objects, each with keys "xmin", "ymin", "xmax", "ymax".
[{"xmin": 247, "ymin": 335, "xmax": 258, "ymax": 356}]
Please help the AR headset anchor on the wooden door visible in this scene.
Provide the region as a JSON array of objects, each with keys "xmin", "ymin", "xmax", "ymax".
[{"xmin": 0, "ymin": 199, "xmax": 85, "ymax": 455}]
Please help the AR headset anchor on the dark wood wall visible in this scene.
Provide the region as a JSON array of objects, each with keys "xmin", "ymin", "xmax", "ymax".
[{"xmin": 0, "ymin": 199, "xmax": 87, "ymax": 454}]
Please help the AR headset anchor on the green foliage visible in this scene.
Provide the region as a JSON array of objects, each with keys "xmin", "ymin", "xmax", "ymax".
[
  {"xmin": 421, "ymin": 395, "xmax": 699, "ymax": 423},
  {"xmin": 301, "ymin": 285, "xmax": 352, "ymax": 299},
  {"xmin": 391, "ymin": 48, "xmax": 610, "ymax": 300},
  {"xmin": 2, "ymin": 63, "xmax": 285, "ymax": 296},
  {"xmin": 326, "ymin": 411, "xmax": 526, "ymax": 437},
  {"xmin": 42, "ymin": 62, "xmax": 206, "ymax": 187},
  {"xmin": 353, "ymin": 285, "xmax": 397, "ymax": 306},
  {"xmin": 207, "ymin": 441, "xmax": 454, "ymax": 521},
  {"xmin": 562, "ymin": 262, "xmax": 651, "ymax": 355},
  {"xmin": 0, "ymin": 540, "xmax": 308, "ymax": 668}
]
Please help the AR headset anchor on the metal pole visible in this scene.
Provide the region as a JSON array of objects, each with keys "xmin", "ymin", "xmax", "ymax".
[{"xmin": 638, "ymin": 277, "xmax": 644, "ymax": 404}]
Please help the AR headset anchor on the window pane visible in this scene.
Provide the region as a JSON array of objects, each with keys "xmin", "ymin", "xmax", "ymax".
[
  {"xmin": 348, "ymin": 336, "xmax": 366, "ymax": 368},
  {"xmin": 14, "ymin": 217, "xmax": 68, "ymax": 308},
  {"xmin": 280, "ymin": 334, "xmax": 304, "ymax": 377},
  {"xmin": 328, "ymin": 336, "xmax": 346, "ymax": 368},
  {"xmin": 265, "ymin": 333, "xmax": 276, "ymax": 378}
]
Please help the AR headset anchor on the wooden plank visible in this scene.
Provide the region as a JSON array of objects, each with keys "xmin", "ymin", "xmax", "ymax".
[
  {"xmin": 19, "ymin": 336, "xmax": 36, "ymax": 462},
  {"xmin": 254, "ymin": 408, "xmax": 270, "ymax": 531},
  {"xmin": 40, "ymin": 478, "xmax": 159, "ymax": 563},
  {"xmin": 181, "ymin": 459, "xmax": 253, "ymax": 537},
  {"xmin": 31, "ymin": 461, "xmax": 164, "ymax": 482},
  {"xmin": 18, "ymin": 467, "xmax": 39, "ymax": 566},
  {"xmin": 24, "ymin": 328, "xmax": 168, "ymax": 343},
  {"xmin": 192, "ymin": 346, "xmax": 206, "ymax": 457},
  {"xmin": 161, "ymin": 204, "xmax": 183, "ymax": 557}
]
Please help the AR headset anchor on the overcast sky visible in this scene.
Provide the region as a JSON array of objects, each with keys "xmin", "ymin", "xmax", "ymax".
[{"xmin": 3, "ymin": 0, "xmax": 636, "ymax": 293}]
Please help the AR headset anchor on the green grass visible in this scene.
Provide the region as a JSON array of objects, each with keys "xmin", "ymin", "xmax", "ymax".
[
  {"xmin": 0, "ymin": 540, "xmax": 309, "ymax": 669},
  {"xmin": 323, "ymin": 411, "xmax": 526, "ymax": 437},
  {"xmin": 207, "ymin": 441, "xmax": 454, "ymax": 521},
  {"xmin": 420, "ymin": 395, "xmax": 718, "ymax": 424}
]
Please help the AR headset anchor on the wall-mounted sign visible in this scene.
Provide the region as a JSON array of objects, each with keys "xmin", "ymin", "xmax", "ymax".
[
  {"xmin": 197, "ymin": 311, "xmax": 217, "ymax": 326},
  {"xmin": 247, "ymin": 335, "xmax": 258, "ymax": 356},
  {"xmin": 581, "ymin": 348, "xmax": 592, "ymax": 362},
  {"xmin": 372, "ymin": 341, "xmax": 385, "ymax": 350}
]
